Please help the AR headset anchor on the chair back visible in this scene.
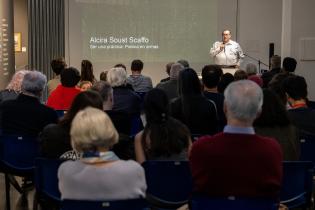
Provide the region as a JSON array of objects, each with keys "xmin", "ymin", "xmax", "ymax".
[
  {"xmin": 35, "ymin": 158, "xmax": 64, "ymax": 202},
  {"xmin": 130, "ymin": 114, "xmax": 144, "ymax": 136},
  {"xmin": 0, "ymin": 135, "xmax": 40, "ymax": 173},
  {"xmin": 106, "ymin": 111, "xmax": 143, "ymax": 136},
  {"xmin": 142, "ymin": 161, "xmax": 192, "ymax": 202},
  {"xmin": 61, "ymin": 198, "xmax": 148, "ymax": 210},
  {"xmin": 55, "ymin": 110, "xmax": 67, "ymax": 119},
  {"xmin": 299, "ymin": 133, "xmax": 315, "ymax": 165},
  {"xmin": 307, "ymin": 100, "xmax": 315, "ymax": 110},
  {"xmin": 280, "ymin": 161, "xmax": 314, "ymax": 209},
  {"xmin": 190, "ymin": 196, "xmax": 278, "ymax": 210}
]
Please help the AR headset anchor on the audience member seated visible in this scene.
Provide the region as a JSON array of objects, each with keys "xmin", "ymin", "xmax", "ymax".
[
  {"xmin": 170, "ymin": 68, "xmax": 218, "ymax": 135},
  {"xmin": 160, "ymin": 62, "xmax": 174, "ymax": 82},
  {"xmin": 281, "ymin": 57, "xmax": 297, "ymax": 74},
  {"xmin": 233, "ymin": 69, "xmax": 248, "ymax": 80},
  {"xmin": 189, "ymin": 80, "xmax": 282, "ymax": 198},
  {"xmin": 177, "ymin": 59, "xmax": 190, "ymax": 68},
  {"xmin": 254, "ymin": 89, "xmax": 299, "ymax": 160},
  {"xmin": 248, "ymin": 75, "xmax": 263, "ymax": 87},
  {"xmin": 80, "ymin": 59, "xmax": 97, "ymax": 85},
  {"xmin": 114, "ymin": 63, "xmax": 127, "ymax": 71},
  {"xmin": 217, "ymin": 73, "xmax": 234, "ymax": 94},
  {"xmin": 58, "ymin": 107, "xmax": 146, "ymax": 200},
  {"xmin": 245, "ymin": 63, "xmax": 258, "ymax": 76},
  {"xmin": 92, "ymin": 81, "xmax": 131, "ymax": 155},
  {"xmin": 156, "ymin": 63, "xmax": 184, "ymax": 101},
  {"xmin": 202, "ymin": 64, "xmax": 226, "ymax": 131},
  {"xmin": 92, "ymin": 81, "xmax": 132, "ymax": 136},
  {"xmin": 91, "ymin": 81, "xmax": 113, "ymax": 111},
  {"xmin": 79, "ymin": 80, "xmax": 93, "ymax": 91},
  {"xmin": 261, "ymin": 55, "xmax": 281, "ymax": 88},
  {"xmin": 0, "ymin": 71, "xmax": 58, "ymax": 136},
  {"xmin": 0, "ymin": 70, "xmax": 30, "ymax": 103},
  {"xmin": 268, "ymin": 72, "xmax": 292, "ymax": 106},
  {"xmin": 283, "ymin": 75, "xmax": 315, "ymax": 135},
  {"xmin": 40, "ymin": 91, "xmax": 103, "ymax": 159},
  {"xmin": 107, "ymin": 67, "xmax": 141, "ymax": 115},
  {"xmin": 99, "ymin": 70, "xmax": 108, "ymax": 81},
  {"xmin": 47, "ymin": 57, "xmax": 66, "ymax": 96},
  {"xmin": 127, "ymin": 59, "xmax": 153, "ymax": 92},
  {"xmin": 46, "ymin": 67, "xmax": 81, "ymax": 110},
  {"xmin": 135, "ymin": 88, "xmax": 191, "ymax": 164}
]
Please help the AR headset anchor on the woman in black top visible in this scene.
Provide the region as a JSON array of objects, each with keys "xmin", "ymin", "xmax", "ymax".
[
  {"xmin": 135, "ymin": 88, "xmax": 191, "ymax": 163},
  {"xmin": 170, "ymin": 68, "xmax": 218, "ymax": 135}
]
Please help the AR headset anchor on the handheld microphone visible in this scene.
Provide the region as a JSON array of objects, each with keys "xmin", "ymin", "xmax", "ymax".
[{"xmin": 222, "ymin": 38, "xmax": 226, "ymax": 52}]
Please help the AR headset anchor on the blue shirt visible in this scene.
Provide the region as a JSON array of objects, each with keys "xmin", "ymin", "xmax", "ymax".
[{"xmin": 223, "ymin": 125, "xmax": 255, "ymax": 135}]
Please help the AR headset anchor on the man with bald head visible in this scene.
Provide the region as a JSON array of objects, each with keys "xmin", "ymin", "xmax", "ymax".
[{"xmin": 190, "ymin": 80, "xmax": 282, "ymax": 199}]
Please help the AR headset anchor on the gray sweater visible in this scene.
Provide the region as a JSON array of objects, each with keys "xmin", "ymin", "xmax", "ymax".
[
  {"xmin": 127, "ymin": 75, "xmax": 153, "ymax": 92},
  {"xmin": 58, "ymin": 160, "xmax": 147, "ymax": 200}
]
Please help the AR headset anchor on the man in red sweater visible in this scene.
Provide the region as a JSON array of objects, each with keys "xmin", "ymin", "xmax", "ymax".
[{"xmin": 189, "ymin": 80, "xmax": 283, "ymax": 199}]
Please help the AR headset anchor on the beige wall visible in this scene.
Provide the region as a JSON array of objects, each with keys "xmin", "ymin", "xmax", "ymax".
[
  {"xmin": 14, "ymin": 0, "xmax": 28, "ymax": 70},
  {"xmin": 290, "ymin": 0, "xmax": 315, "ymax": 100}
]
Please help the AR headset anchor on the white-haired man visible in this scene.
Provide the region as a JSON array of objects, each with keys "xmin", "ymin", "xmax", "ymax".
[
  {"xmin": 0, "ymin": 71, "xmax": 58, "ymax": 136},
  {"xmin": 189, "ymin": 80, "xmax": 282, "ymax": 198}
]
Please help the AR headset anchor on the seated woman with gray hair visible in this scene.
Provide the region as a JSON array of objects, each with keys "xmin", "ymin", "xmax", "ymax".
[
  {"xmin": 107, "ymin": 67, "xmax": 141, "ymax": 114},
  {"xmin": 58, "ymin": 107, "xmax": 146, "ymax": 200}
]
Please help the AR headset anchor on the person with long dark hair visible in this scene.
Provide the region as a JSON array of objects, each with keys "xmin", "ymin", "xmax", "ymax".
[
  {"xmin": 135, "ymin": 88, "xmax": 191, "ymax": 163},
  {"xmin": 40, "ymin": 91, "xmax": 103, "ymax": 159},
  {"xmin": 170, "ymin": 68, "xmax": 218, "ymax": 135},
  {"xmin": 81, "ymin": 59, "xmax": 96, "ymax": 84},
  {"xmin": 254, "ymin": 89, "xmax": 299, "ymax": 160}
]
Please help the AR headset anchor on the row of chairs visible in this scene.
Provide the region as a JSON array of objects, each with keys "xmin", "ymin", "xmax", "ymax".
[
  {"xmin": 0, "ymin": 134, "xmax": 314, "ymax": 210},
  {"xmin": 33, "ymin": 159, "xmax": 315, "ymax": 210}
]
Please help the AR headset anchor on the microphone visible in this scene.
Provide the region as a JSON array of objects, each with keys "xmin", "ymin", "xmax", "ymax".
[{"xmin": 221, "ymin": 41, "xmax": 225, "ymax": 52}]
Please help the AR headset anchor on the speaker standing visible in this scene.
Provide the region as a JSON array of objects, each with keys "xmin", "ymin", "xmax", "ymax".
[{"xmin": 210, "ymin": 30, "xmax": 244, "ymax": 67}]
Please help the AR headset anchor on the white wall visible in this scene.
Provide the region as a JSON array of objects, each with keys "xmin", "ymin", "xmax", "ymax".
[
  {"xmin": 238, "ymin": 0, "xmax": 282, "ymax": 70},
  {"xmin": 290, "ymin": 0, "xmax": 315, "ymax": 100}
]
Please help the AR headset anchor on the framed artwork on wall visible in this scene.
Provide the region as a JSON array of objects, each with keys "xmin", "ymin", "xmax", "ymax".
[{"xmin": 14, "ymin": 32, "xmax": 22, "ymax": 52}]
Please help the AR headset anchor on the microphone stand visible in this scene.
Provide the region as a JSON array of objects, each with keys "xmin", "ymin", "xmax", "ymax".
[{"xmin": 244, "ymin": 53, "xmax": 269, "ymax": 74}]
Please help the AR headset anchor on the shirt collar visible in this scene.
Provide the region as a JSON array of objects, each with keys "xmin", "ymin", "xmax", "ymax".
[
  {"xmin": 223, "ymin": 125, "xmax": 255, "ymax": 135},
  {"xmin": 225, "ymin": 40, "xmax": 232, "ymax": 45}
]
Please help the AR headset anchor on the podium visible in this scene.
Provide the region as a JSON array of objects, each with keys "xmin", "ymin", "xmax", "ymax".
[{"xmin": 219, "ymin": 65, "xmax": 239, "ymax": 75}]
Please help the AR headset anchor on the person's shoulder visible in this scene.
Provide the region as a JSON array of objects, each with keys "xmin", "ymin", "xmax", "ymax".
[
  {"xmin": 58, "ymin": 160, "xmax": 79, "ymax": 174},
  {"xmin": 0, "ymin": 97, "xmax": 15, "ymax": 107},
  {"xmin": 42, "ymin": 123, "xmax": 60, "ymax": 132},
  {"xmin": 255, "ymin": 134, "xmax": 281, "ymax": 149},
  {"xmin": 194, "ymin": 133, "xmax": 223, "ymax": 146},
  {"xmin": 40, "ymin": 104, "xmax": 58, "ymax": 119},
  {"xmin": 126, "ymin": 76, "xmax": 134, "ymax": 82},
  {"xmin": 115, "ymin": 160, "xmax": 144, "ymax": 172},
  {"xmin": 230, "ymin": 40, "xmax": 239, "ymax": 45}
]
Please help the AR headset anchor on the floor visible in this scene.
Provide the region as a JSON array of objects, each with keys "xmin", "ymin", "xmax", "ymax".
[{"xmin": 0, "ymin": 174, "xmax": 35, "ymax": 210}]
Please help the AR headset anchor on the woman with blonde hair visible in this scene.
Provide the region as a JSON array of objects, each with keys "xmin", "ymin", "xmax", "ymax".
[{"xmin": 58, "ymin": 107, "xmax": 146, "ymax": 200}]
